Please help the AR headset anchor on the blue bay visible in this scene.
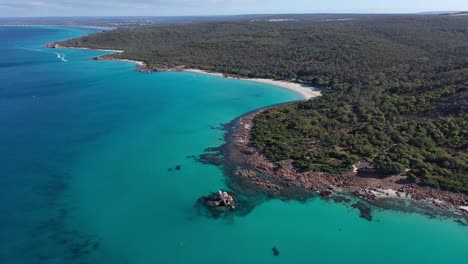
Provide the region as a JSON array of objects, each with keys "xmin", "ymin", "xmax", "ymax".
[{"xmin": 0, "ymin": 26, "xmax": 466, "ymax": 264}]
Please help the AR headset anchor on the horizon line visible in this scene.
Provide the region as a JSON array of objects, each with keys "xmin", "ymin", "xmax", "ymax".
[{"xmin": 0, "ymin": 11, "xmax": 466, "ymax": 19}]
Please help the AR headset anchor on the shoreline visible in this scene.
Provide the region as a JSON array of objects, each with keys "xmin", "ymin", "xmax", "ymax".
[
  {"xmin": 117, "ymin": 59, "xmax": 320, "ymax": 100},
  {"xmin": 47, "ymin": 43, "xmax": 467, "ymax": 220},
  {"xmin": 92, "ymin": 55, "xmax": 145, "ymax": 66},
  {"xmin": 0, "ymin": 24, "xmax": 116, "ymax": 31},
  {"xmin": 183, "ymin": 69, "xmax": 321, "ymax": 100},
  {"xmin": 70, "ymin": 47, "xmax": 125, "ymax": 54},
  {"xmin": 215, "ymin": 109, "xmax": 468, "ymax": 220},
  {"xmin": 47, "ymin": 44, "xmax": 320, "ymax": 100}
]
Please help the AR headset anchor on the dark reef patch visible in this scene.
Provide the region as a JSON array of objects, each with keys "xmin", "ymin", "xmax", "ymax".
[
  {"xmin": 272, "ymin": 247, "xmax": 280, "ymax": 256},
  {"xmin": 21, "ymin": 170, "xmax": 102, "ymax": 264},
  {"xmin": 198, "ymin": 153, "xmax": 224, "ymax": 166},
  {"xmin": 168, "ymin": 165, "xmax": 182, "ymax": 172},
  {"xmin": 209, "ymin": 125, "xmax": 224, "ymax": 130},
  {"xmin": 333, "ymin": 196, "xmax": 351, "ymax": 204},
  {"xmin": 454, "ymin": 218, "xmax": 468, "ymax": 227},
  {"xmin": 195, "ymin": 146, "xmax": 224, "ymax": 166},
  {"xmin": 352, "ymin": 202, "xmax": 373, "ymax": 221}
]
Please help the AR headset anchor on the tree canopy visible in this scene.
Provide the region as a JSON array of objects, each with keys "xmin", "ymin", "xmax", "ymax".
[{"xmin": 59, "ymin": 15, "xmax": 468, "ymax": 193}]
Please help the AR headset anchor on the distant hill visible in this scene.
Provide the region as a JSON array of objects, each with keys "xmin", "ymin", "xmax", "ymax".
[
  {"xmin": 448, "ymin": 12, "xmax": 468, "ymax": 16},
  {"xmin": 417, "ymin": 11, "xmax": 461, "ymax": 15},
  {"xmin": 2, "ymin": 13, "xmax": 465, "ymax": 28},
  {"xmin": 0, "ymin": 13, "xmax": 400, "ymax": 28}
]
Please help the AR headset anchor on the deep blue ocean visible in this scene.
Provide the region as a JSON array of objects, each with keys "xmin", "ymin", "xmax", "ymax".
[{"xmin": 0, "ymin": 26, "xmax": 466, "ymax": 264}]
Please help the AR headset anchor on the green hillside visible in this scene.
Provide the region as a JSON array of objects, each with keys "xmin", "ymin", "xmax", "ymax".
[{"xmin": 58, "ymin": 15, "xmax": 468, "ymax": 193}]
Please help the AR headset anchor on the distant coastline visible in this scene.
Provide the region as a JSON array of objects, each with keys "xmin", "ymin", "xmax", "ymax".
[{"xmin": 0, "ymin": 24, "xmax": 116, "ymax": 31}]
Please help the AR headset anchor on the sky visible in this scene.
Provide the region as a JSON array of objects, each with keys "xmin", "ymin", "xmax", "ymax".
[{"xmin": 0, "ymin": 0, "xmax": 467, "ymax": 17}]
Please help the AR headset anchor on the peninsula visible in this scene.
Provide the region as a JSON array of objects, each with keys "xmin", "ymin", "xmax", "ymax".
[{"xmin": 51, "ymin": 14, "xmax": 468, "ymax": 215}]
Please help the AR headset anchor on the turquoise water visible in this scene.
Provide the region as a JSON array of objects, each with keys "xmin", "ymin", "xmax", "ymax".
[{"xmin": 0, "ymin": 26, "xmax": 466, "ymax": 264}]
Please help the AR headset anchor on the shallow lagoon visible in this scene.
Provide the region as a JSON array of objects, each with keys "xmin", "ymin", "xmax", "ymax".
[{"xmin": 0, "ymin": 26, "xmax": 466, "ymax": 264}]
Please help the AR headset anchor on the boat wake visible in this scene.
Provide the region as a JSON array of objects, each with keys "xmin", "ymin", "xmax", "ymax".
[
  {"xmin": 18, "ymin": 47, "xmax": 68, "ymax": 62},
  {"xmin": 55, "ymin": 52, "xmax": 68, "ymax": 62}
]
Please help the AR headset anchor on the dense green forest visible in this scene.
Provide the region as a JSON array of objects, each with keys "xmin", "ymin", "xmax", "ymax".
[{"xmin": 59, "ymin": 15, "xmax": 468, "ymax": 193}]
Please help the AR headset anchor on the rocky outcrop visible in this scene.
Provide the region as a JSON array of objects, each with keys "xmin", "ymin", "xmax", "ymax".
[
  {"xmin": 46, "ymin": 43, "xmax": 61, "ymax": 49},
  {"xmin": 200, "ymin": 190, "xmax": 236, "ymax": 210},
  {"xmin": 223, "ymin": 110, "xmax": 468, "ymax": 218}
]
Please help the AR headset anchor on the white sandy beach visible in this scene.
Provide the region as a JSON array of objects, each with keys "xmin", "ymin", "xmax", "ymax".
[
  {"xmin": 71, "ymin": 47, "xmax": 124, "ymax": 53},
  {"xmin": 184, "ymin": 69, "xmax": 321, "ymax": 100},
  {"xmin": 60, "ymin": 46, "xmax": 320, "ymax": 99},
  {"xmin": 115, "ymin": 59, "xmax": 145, "ymax": 66}
]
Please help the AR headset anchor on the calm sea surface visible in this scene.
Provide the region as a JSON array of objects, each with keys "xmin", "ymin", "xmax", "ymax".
[{"xmin": 0, "ymin": 26, "xmax": 466, "ymax": 264}]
